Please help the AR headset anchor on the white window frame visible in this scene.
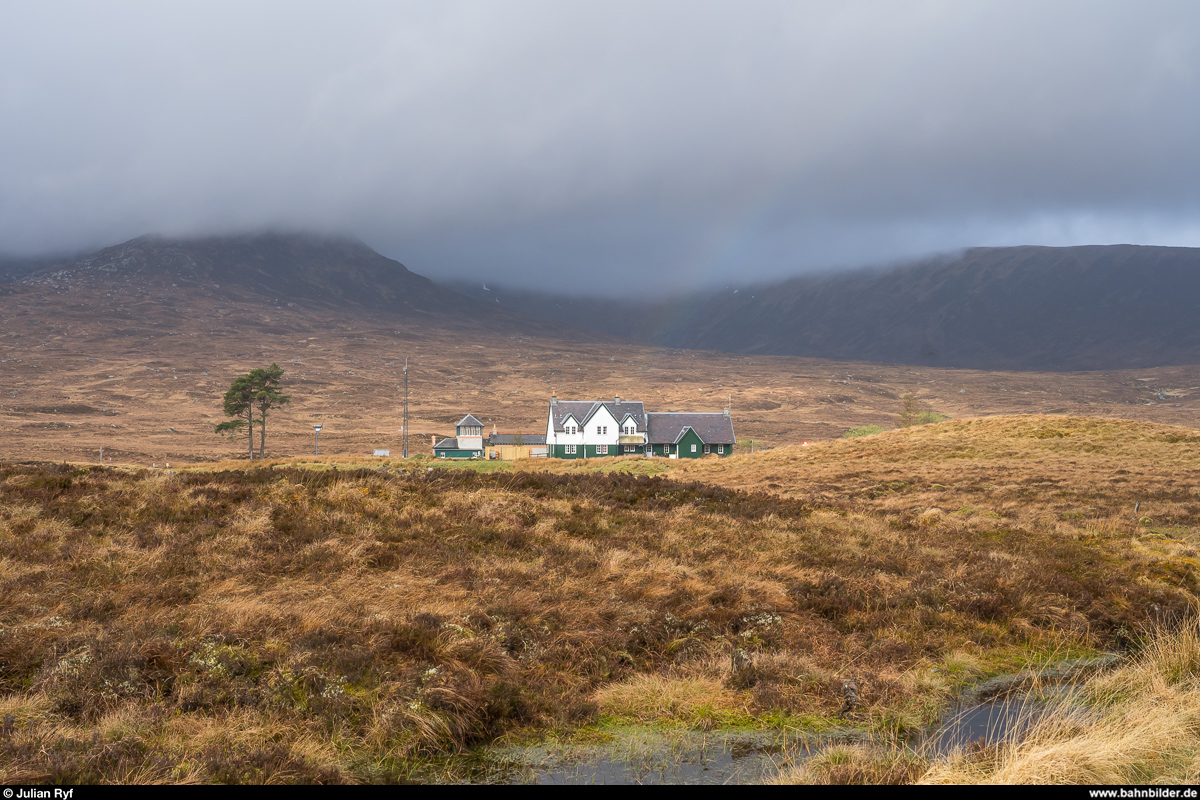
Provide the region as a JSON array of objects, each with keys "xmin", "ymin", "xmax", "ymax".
[
  {"xmin": 691, "ymin": 444, "xmax": 697, "ymax": 453},
  {"xmin": 717, "ymin": 444, "xmax": 724, "ymax": 454},
  {"xmin": 565, "ymin": 444, "xmax": 576, "ymax": 454},
  {"xmin": 704, "ymin": 444, "xmax": 711, "ymax": 455},
  {"xmin": 598, "ymin": 444, "xmax": 608, "ymax": 455}
]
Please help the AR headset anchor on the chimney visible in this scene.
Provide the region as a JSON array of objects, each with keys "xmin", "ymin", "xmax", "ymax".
[
  {"xmin": 551, "ymin": 395, "xmax": 558, "ymax": 406},
  {"xmin": 615, "ymin": 395, "xmax": 620, "ymax": 404},
  {"xmin": 723, "ymin": 407, "xmax": 730, "ymax": 416}
]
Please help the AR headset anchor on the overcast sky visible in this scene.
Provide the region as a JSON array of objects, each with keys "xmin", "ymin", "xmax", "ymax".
[{"xmin": 2, "ymin": 1, "xmax": 1199, "ymax": 293}]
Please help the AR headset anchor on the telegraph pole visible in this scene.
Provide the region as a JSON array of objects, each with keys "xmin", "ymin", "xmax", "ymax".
[{"xmin": 402, "ymin": 358, "xmax": 409, "ymax": 459}]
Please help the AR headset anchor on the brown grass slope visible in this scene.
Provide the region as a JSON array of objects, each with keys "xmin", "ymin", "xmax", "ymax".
[{"xmin": 1, "ymin": 415, "xmax": 1198, "ymax": 783}]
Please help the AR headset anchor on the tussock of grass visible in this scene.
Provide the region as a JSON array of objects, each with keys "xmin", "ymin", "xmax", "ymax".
[
  {"xmin": 773, "ymin": 743, "xmax": 928, "ymax": 785},
  {"xmin": 594, "ymin": 675, "xmax": 748, "ymax": 726}
]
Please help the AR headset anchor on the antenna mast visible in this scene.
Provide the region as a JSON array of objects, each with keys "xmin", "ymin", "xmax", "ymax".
[{"xmin": 402, "ymin": 358, "xmax": 409, "ymax": 459}]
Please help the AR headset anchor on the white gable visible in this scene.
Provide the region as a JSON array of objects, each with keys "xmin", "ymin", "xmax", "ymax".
[{"xmin": 585, "ymin": 404, "xmax": 618, "ymax": 430}]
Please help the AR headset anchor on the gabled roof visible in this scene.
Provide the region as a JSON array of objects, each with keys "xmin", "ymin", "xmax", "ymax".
[
  {"xmin": 549, "ymin": 399, "xmax": 646, "ymax": 432},
  {"xmin": 455, "ymin": 414, "xmax": 483, "ymax": 428},
  {"xmin": 646, "ymin": 412, "xmax": 735, "ymax": 445}
]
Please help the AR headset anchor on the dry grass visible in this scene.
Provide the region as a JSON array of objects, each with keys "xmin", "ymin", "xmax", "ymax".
[
  {"xmin": 918, "ymin": 620, "xmax": 1200, "ymax": 784},
  {"xmin": 594, "ymin": 674, "xmax": 747, "ymax": 727},
  {"xmin": 771, "ymin": 743, "xmax": 928, "ymax": 785},
  {"xmin": 1, "ymin": 414, "xmax": 1198, "ymax": 782}
]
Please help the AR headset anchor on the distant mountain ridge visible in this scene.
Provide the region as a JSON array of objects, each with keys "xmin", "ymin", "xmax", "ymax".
[
  {"xmin": 15, "ymin": 232, "xmax": 471, "ymax": 314},
  {"xmin": 449, "ymin": 245, "xmax": 1200, "ymax": 370}
]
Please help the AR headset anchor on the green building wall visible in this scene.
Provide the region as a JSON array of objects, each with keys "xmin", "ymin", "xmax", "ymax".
[
  {"xmin": 550, "ymin": 444, "xmax": 639, "ymax": 458},
  {"xmin": 547, "ymin": 438, "xmax": 733, "ymax": 459},
  {"xmin": 435, "ymin": 449, "xmax": 481, "ymax": 459}
]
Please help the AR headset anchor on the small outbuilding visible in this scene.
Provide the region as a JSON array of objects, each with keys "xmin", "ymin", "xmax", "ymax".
[{"xmin": 432, "ymin": 414, "xmax": 485, "ymax": 458}]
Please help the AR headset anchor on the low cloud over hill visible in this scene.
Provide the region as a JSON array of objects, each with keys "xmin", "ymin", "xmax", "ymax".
[{"xmin": 453, "ymin": 245, "xmax": 1200, "ymax": 371}]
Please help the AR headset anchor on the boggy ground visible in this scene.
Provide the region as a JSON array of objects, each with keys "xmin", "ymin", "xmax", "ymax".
[{"xmin": 1, "ymin": 415, "xmax": 1198, "ymax": 783}]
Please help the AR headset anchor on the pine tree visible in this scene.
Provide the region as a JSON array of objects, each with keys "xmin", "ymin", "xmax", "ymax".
[
  {"xmin": 252, "ymin": 363, "xmax": 290, "ymax": 458},
  {"xmin": 217, "ymin": 372, "xmax": 258, "ymax": 458},
  {"xmin": 215, "ymin": 365, "xmax": 289, "ymax": 458}
]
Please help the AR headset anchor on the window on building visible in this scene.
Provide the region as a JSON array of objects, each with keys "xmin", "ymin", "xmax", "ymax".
[
  {"xmin": 718, "ymin": 444, "xmax": 724, "ymax": 454},
  {"xmin": 598, "ymin": 445, "xmax": 608, "ymax": 455},
  {"xmin": 691, "ymin": 444, "xmax": 697, "ymax": 453},
  {"xmin": 565, "ymin": 444, "xmax": 576, "ymax": 454},
  {"xmin": 704, "ymin": 444, "xmax": 711, "ymax": 455}
]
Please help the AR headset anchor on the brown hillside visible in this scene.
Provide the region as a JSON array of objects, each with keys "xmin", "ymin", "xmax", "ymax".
[
  {"xmin": 451, "ymin": 244, "xmax": 1200, "ymax": 371},
  {"xmin": 2, "ymin": 234, "xmax": 1200, "ymax": 466}
]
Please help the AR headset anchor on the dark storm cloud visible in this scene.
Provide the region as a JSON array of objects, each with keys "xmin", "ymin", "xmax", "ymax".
[{"xmin": 2, "ymin": 0, "xmax": 1198, "ymax": 292}]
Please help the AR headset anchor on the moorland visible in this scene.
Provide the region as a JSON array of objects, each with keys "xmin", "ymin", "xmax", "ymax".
[
  {"xmin": 3, "ymin": 233, "xmax": 1200, "ymax": 784},
  {"xmin": 2, "ymin": 416, "xmax": 1200, "ymax": 783}
]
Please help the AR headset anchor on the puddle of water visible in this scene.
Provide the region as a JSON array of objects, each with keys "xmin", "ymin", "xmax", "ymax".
[
  {"xmin": 445, "ymin": 731, "xmax": 812, "ymax": 785},
  {"xmin": 414, "ymin": 659, "xmax": 1119, "ymax": 783},
  {"xmin": 927, "ymin": 682, "xmax": 1089, "ymax": 756},
  {"xmin": 522, "ymin": 739, "xmax": 786, "ymax": 785},
  {"xmin": 928, "ymin": 696, "xmax": 1050, "ymax": 755}
]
